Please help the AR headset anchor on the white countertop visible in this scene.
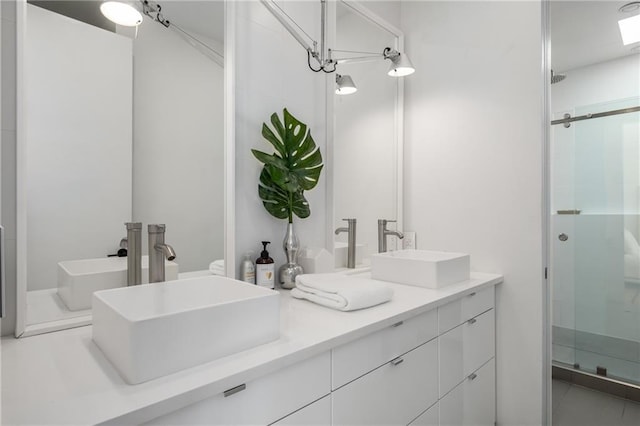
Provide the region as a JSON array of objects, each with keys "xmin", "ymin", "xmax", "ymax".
[{"xmin": 1, "ymin": 272, "xmax": 502, "ymax": 425}]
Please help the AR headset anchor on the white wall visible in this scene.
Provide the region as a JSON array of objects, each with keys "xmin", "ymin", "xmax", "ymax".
[
  {"xmin": 360, "ymin": 0, "xmax": 400, "ymax": 30},
  {"xmin": 334, "ymin": 4, "xmax": 398, "ymax": 259},
  {"xmin": 25, "ymin": 4, "xmax": 132, "ymax": 291},
  {"xmin": 234, "ymin": 1, "xmax": 327, "ymax": 276},
  {"xmin": 401, "ymin": 2, "xmax": 544, "ymax": 424},
  {"xmin": 132, "ymin": 18, "xmax": 224, "ymax": 273}
]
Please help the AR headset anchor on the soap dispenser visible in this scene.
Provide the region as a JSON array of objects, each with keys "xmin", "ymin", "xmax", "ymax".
[{"xmin": 256, "ymin": 241, "xmax": 275, "ymax": 289}]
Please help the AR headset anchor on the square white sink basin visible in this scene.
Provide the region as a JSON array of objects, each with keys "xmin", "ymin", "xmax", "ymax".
[
  {"xmin": 371, "ymin": 249, "xmax": 470, "ymax": 289},
  {"xmin": 57, "ymin": 256, "xmax": 179, "ymax": 311},
  {"xmin": 92, "ymin": 276, "xmax": 280, "ymax": 384}
]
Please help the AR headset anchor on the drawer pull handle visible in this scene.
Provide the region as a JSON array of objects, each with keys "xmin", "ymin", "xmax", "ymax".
[
  {"xmin": 391, "ymin": 321, "xmax": 404, "ymax": 328},
  {"xmin": 468, "ymin": 292, "xmax": 477, "ymax": 297},
  {"xmin": 223, "ymin": 384, "xmax": 246, "ymax": 397},
  {"xmin": 467, "ymin": 318, "xmax": 477, "ymax": 325},
  {"xmin": 468, "ymin": 373, "xmax": 478, "ymax": 381},
  {"xmin": 390, "ymin": 357, "xmax": 404, "ymax": 366}
]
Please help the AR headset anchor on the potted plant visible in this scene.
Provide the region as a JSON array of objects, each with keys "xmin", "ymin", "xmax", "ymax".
[{"xmin": 252, "ymin": 109, "xmax": 323, "ymax": 288}]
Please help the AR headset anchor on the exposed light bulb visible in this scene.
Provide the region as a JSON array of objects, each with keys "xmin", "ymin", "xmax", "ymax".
[
  {"xmin": 335, "ymin": 74, "xmax": 357, "ymax": 95},
  {"xmin": 100, "ymin": 1, "xmax": 143, "ymax": 27}
]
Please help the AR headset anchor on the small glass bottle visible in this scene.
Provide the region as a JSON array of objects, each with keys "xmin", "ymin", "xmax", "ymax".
[{"xmin": 239, "ymin": 252, "xmax": 255, "ymax": 284}]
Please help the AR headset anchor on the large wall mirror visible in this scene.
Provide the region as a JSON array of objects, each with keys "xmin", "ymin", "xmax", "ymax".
[
  {"xmin": 16, "ymin": 0, "xmax": 227, "ymax": 336},
  {"xmin": 331, "ymin": 1, "xmax": 403, "ymax": 267}
]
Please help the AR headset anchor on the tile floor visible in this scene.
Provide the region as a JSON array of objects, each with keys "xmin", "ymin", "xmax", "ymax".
[{"xmin": 553, "ymin": 379, "xmax": 640, "ymax": 425}]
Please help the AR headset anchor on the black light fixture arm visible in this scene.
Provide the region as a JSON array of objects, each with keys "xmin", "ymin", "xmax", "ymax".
[{"xmin": 141, "ymin": 0, "xmax": 170, "ymax": 28}]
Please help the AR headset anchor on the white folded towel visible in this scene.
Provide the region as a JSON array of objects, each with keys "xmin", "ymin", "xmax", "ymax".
[
  {"xmin": 209, "ymin": 260, "xmax": 225, "ymax": 276},
  {"xmin": 291, "ymin": 273, "xmax": 393, "ymax": 311}
]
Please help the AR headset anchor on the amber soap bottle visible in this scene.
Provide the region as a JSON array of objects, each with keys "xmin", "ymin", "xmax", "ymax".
[{"xmin": 255, "ymin": 241, "xmax": 275, "ymax": 289}]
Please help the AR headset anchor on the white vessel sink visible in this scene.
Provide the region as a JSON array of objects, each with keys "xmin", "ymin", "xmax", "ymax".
[
  {"xmin": 92, "ymin": 276, "xmax": 280, "ymax": 384},
  {"xmin": 371, "ymin": 249, "xmax": 470, "ymax": 289},
  {"xmin": 57, "ymin": 256, "xmax": 179, "ymax": 311}
]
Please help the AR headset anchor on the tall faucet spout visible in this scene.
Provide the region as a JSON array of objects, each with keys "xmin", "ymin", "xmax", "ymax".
[
  {"xmin": 378, "ymin": 219, "xmax": 403, "ymax": 253},
  {"xmin": 148, "ymin": 224, "xmax": 176, "ymax": 283},
  {"xmin": 387, "ymin": 230, "xmax": 404, "ymax": 240},
  {"xmin": 125, "ymin": 222, "xmax": 142, "ymax": 286},
  {"xmin": 156, "ymin": 243, "xmax": 176, "ymax": 261},
  {"xmin": 335, "ymin": 218, "xmax": 357, "ymax": 268}
]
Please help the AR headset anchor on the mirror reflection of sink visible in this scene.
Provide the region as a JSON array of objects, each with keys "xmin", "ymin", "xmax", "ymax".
[
  {"xmin": 92, "ymin": 276, "xmax": 280, "ymax": 384},
  {"xmin": 371, "ymin": 249, "xmax": 470, "ymax": 289},
  {"xmin": 57, "ymin": 256, "xmax": 179, "ymax": 311}
]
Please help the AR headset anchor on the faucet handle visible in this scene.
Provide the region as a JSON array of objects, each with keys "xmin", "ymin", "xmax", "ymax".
[
  {"xmin": 341, "ymin": 218, "xmax": 356, "ymax": 224},
  {"xmin": 378, "ymin": 219, "xmax": 396, "ymax": 227}
]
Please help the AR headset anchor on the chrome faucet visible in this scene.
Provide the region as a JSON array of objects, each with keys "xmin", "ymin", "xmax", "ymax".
[
  {"xmin": 335, "ymin": 218, "xmax": 357, "ymax": 268},
  {"xmin": 378, "ymin": 219, "xmax": 404, "ymax": 253},
  {"xmin": 125, "ymin": 222, "xmax": 142, "ymax": 286},
  {"xmin": 148, "ymin": 224, "xmax": 176, "ymax": 283}
]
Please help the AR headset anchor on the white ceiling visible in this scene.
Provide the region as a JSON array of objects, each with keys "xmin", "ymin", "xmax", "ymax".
[{"xmin": 550, "ymin": 0, "xmax": 640, "ymax": 72}]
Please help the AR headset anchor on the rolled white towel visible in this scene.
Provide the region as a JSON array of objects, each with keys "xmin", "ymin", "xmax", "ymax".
[
  {"xmin": 291, "ymin": 273, "xmax": 393, "ymax": 311},
  {"xmin": 209, "ymin": 260, "xmax": 225, "ymax": 276}
]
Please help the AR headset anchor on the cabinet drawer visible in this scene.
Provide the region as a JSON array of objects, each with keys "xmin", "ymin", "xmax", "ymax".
[
  {"xmin": 409, "ymin": 402, "xmax": 438, "ymax": 426},
  {"xmin": 332, "ymin": 309, "xmax": 437, "ymax": 389},
  {"xmin": 439, "ymin": 309, "xmax": 494, "ymax": 396},
  {"xmin": 270, "ymin": 395, "xmax": 331, "ymax": 425},
  {"xmin": 332, "ymin": 339, "xmax": 438, "ymax": 426},
  {"xmin": 438, "ymin": 286, "xmax": 494, "ymax": 334},
  {"xmin": 145, "ymin": 352, "xmax": 330, "ymax": 425},
  {"xmin": 439, "ymin": 358, "xmax": 495, "ymax": 426}
]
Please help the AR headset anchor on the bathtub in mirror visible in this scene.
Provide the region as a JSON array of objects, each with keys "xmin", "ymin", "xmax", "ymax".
[
  {"xmin": 330, "ymin": 1, "xmax": 404, "ymax": 267},
  {"xmin": 16, "ymin": 0, "xmax": 230, "ymax": 336}
]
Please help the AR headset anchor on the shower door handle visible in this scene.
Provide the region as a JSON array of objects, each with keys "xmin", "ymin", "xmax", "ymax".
[{"xmin": 558, "ymin": 233, "xmax": 569, "ymax": 242}]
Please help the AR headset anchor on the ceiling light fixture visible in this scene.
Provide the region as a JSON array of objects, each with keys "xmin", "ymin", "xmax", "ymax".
[
  {"xmin": 618, "ymin": 14, "xmax": 640, "ymax": 45},
  {"xmin": 384, "ymin": 48, "xmax": 416, "ymax": 77},
  {"xmin": 100, "ymin": 1, "xmax": 143, "ymax": 27},
  {"xmin": 260, "ymin": 0, "xmax": 415, "ymax": 91},
  {"xmin": 335, "ymin": 74, "xmax": 357, "ymax": 95},
  {"xmin": 619, "ymin": 2, "xmax": 640, "ymax": 13}
]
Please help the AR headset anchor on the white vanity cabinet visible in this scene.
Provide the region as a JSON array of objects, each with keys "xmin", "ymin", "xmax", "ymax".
[
  {"xmin": 439, "ymin": 359, "xmax": 495, "ymax": 426},
  {"xmin": 438, "ymin": 286, "xmax": 496, "ymax": 426},
  {"xmin": 271, "ymin": 395, "xmax": 332, "ymax": 425},
  {"xmin": 331, "ymin": 286, "xmax": 496, "ymax": 426},
  {"xmin": 146, "ymin": 286, "xmax": 496, "ymax": 426},
  {"xmin": 332, "ymin": 339, "xmax": 438, "ymax": 425},
  {"xmin": 145, "ymin": 352, "xmax": 331, "ymax": 425},
  {"xmin": 409, "ymin": 402, "xmax": 439, "ymax": 426}
]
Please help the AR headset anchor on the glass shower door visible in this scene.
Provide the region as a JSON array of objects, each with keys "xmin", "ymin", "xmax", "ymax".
[{"xmin": 570, "ymin": 99, "xmax": 640, "ymax": 384}]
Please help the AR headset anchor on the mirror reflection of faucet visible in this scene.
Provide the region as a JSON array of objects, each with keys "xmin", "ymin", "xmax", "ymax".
[
  {"xmin": 126, "ymin": 222, "xmax": 143, "ymax": 286},
  {"xmin": 123, "ymin": 222, "xmax": 177, "ymax": 285},
  {"xmin": 378, "ymin": 219, "xmax": 404, "ymax": 253},
  {"xmin": 335, "ymin": 218, "xmax": 357, "ymax": 268},
  {"xmin": 148, "ymin": 224, "xmax": 177, "ymax": 283}
]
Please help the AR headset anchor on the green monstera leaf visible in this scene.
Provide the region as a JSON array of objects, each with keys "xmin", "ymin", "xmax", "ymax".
[
  {"xmin": 257, "ymin": 167, "xmax": 310, "ymax": 221},
  {"xmin": 252, "ymin": 109, "xmax": 323, "ymax": 222}
]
